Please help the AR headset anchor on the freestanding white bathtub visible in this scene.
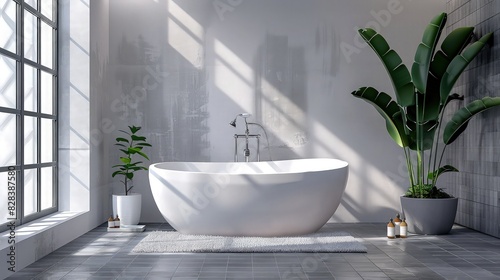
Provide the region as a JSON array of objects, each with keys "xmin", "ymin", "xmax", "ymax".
[{"xmin": 149, "ymin": 158, "xmax": 348, "ymax": 237}]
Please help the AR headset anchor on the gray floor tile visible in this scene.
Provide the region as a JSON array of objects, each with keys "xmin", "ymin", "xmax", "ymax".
[{"xmin": 6, "ymin": 223, "xmax": 500, "ymax": 280}]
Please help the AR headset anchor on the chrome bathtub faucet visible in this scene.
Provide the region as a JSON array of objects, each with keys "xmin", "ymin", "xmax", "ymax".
[{"xmin": 229, "ymin": 113, "xmax": 261, "ymax": 162}]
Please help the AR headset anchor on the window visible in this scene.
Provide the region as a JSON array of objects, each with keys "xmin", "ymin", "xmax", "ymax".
[{"xmin": 0, "ymin": 0, "xmax": 57, "ymax": 229}]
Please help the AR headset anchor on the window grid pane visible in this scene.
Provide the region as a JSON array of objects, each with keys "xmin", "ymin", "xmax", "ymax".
[
  {"xmin": 40, "ymin": 70, "xmax": 52, "ymax": 114},
  {"xmin": 0, "ymin": 55, "xmax": 16, "ymax": 109},
  {"xmin": 0, "ymin": 171, "xmax": 15, "ymax": 224},
  {"xmin": 40, "ymin": 0, "xmax": 52, "ymax": 21},
  {"xmin": 24, "ymin": 0, "xmax": 37, "ymax": 10},
  {"xmin": 41, "ymin": 21, "xmax": 52, "ymax": 69},
  {"xmin": 40, "ymin": 166, "xmax": 52, "ymax": 210},
  {"xmin": 23, "ymin": 168, "xmax": 37, "ymax": 216},
  {"xmin": 23, "ymin": 10, "xmax": 37, "ymax": 62},
  {"xmin": 24, "ymin": 116, "xmax": 37, "ymax": 165},
  {"xmin": 41, "ymin": 118, "xmax": 52, "ymax": 163},
  {"xmin": 0, "ymin": 112, "xmax": 16, "ymax": 166},
  {"xmin": 24, "ymin": 63, "xmax": 37, "ymax": 112},
  {"xmin": 0, "ymin": 0, "xmax": 17, "ymax": 53}
]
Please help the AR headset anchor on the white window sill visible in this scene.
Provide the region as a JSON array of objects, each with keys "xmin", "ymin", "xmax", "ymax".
[{"xmin": 0, "ymin": 211, "xmax": 86, "ymax": 250}]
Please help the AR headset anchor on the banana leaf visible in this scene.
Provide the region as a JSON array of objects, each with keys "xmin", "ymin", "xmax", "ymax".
[
  {"xmin": 440, "ymin": 32, "xmax": 493, "ymax": 104},
  {"xmin": 444, "ymin": 97, "xmax": 500, "ymax": 144},
  {"xmin": 406, "ymin": 119, "xmax": 438, "ymax": 150},
  {"xmin": 358, "ymin": 28, "xmax": 415, "ymax": 107},
  {"xmin": 428, "ymin": 27, "xmax": 474, "ymax": 79},
  {"xmin": 444, "ymin": 93, "xmax": 464, "ymax": 107},
  {"xmin": 412, "ymin": 26, "xmax": 473, "ymax": 123},
  {"xmin": 351, "ymin": 87, "xmax": 408, "ymax": 147},
  {"xmin": 422, "ymin": 76, "xmax": 441, "ymax": 121},
  {"xmin": 406, "ymin": 76, "xmax": 442, "ymax": 123},
  {"xmin": 438, "ymin": 93, "xmax": 464, "ymax": 118},
  {"xmin": 412, "ymin": 12, "xmax": 446, "ymax": 94},
  {"xmin": 428, "ymin": 165, "xmax": 458, "ymax": 180}
]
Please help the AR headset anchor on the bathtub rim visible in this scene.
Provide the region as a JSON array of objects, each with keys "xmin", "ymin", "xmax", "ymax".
[{"xmin": 149, "ymin": 158, "xmax": 348, "ymax": 175}]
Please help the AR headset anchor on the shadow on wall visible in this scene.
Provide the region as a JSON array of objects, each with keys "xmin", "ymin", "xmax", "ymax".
[
  {"xmin": 112, "ymin": 35, "xmax": 210, "ymax": 162},
  {"xmin": 158, "ymin": 0, "xmax": 400, "ymax": 222},
  {"xmin": 105, "ymin": 0, "xmax": 427, "ymax": 223},
  {"xmin": 105, "ymin": 0, "xmax": 215, "ymax": 221},
  {"xmin": 111, "ymin": 34, "xmax": 210, "ymax": 163},
  {"xmin": 250, "ymin": 32, "xmax": 398, "ymax": 222},
  {"xmin": 108, "ymin": 1, "xmax": 211, "ymax": 169},
  {"xmin": 254, "ymin": 34, "xmax": 309, "ymax": 151}
]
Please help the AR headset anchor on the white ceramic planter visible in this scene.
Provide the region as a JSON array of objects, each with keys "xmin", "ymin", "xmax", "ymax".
[
  {"xmin": 400, "ymin": 196, "xmax": 458, "ymax": 235},
  {"xmin": 113, "ymin": 193, "xmax": 142, "ymax": 226}
]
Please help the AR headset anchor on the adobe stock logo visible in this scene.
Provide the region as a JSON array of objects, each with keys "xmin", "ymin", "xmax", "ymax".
[
  {"xmin": 341, "ymin": 0, "xmax": 407, "ymax": 63},
  {"xmin": 213, "ymin": 0, "xmax": 244, "ymax": 21}
]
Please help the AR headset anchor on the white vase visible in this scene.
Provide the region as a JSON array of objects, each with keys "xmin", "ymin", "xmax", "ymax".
[{"xmin": 113, "ymin": 193, "xmax": 142, "ymax": 226}]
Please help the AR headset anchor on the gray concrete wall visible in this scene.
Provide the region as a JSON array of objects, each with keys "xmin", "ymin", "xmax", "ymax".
[
  {"xmin": 104, "ymin": 0, "xmax": 446, "ymax": 223},
  {"xmin": 442, "ymin": 0, "xmax": 500, "ymax": 238}
]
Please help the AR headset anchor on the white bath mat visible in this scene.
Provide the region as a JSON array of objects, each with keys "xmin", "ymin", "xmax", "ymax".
[{"xmin": 132, "ymin": 230, "xmax": 367, "ymax": 253}]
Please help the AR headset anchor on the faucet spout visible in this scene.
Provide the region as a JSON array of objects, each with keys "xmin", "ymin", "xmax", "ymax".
[
  {"xmin": 229, "ymin": 118, "xmax": 237, "ymax": 127},
  {"xmin": 231, "ymin": 113, "xmax": 269, "ymax": 162},
  {"xmin": 229, "ymin": 113, "xmax": 251, "ymax": 127}
]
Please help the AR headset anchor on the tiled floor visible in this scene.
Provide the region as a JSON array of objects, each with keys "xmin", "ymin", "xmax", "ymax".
[{"xmin": 6, "ymin": 223, "xmax": 500, "ymax": 280}]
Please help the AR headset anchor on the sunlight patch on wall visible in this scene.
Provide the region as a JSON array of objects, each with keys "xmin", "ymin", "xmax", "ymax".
[
  {"xmin": 214, "ymin": 37, "xmax": 308, "ymax": 149},
  {"xmin": 309, "ymin": 119, "xmax": 400, "ymax": 221},
  {"xmin": 167, "ymin": 1, "xmax": 204, "ymax": 68},
  {"xmin": 310, "ymin": 120, "xmax": 360, "ymax": 165},
  {"xmin": 214, "ymin": 39, "xmax": 253, "ymax": 111},
  {"xmin": 214, "ymin": 39, "xmax": 253, "ymax": 83}
]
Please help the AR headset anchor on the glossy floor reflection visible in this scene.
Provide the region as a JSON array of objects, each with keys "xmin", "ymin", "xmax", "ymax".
[{"xmin": 6, "ymin": 223, "xmax": 500, "ymax": 280}]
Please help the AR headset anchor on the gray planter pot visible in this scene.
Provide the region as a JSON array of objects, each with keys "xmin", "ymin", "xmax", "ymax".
[{"xmin": 400, "ymin": 196, "xmax": 458, "ymax": 235}]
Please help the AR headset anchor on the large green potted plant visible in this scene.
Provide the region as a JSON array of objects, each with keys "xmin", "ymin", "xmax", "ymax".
[
  {"xmin": 351, "ymin": 12, "xmax": 500, "ymax": 234},
  {"xmin": 112, "ymin": 126, "xmax": 151, "ymax": 225}
]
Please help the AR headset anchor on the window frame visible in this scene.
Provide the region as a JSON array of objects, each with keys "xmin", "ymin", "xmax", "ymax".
[{"xmin": 0, "ymin": 0, "xmax": 58, "ymax": 228}]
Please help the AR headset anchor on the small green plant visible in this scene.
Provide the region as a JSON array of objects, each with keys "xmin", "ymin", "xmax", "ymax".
[{"xmin": 112, "ymin": 126, "xmax": 152, "ymax": 195}]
